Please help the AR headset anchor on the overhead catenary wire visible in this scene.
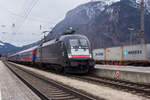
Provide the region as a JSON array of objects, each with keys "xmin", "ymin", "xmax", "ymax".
[
  {"xmin": 0, "ymin": 4, "xmax": 53, "ymax": 24},
  {"xmin": 0, "ymin": 2, "xmax": 55, "ymax": 39},
  {"xmin": 14, "ymin": 0, "xmax": 39, "ymax": 34}
]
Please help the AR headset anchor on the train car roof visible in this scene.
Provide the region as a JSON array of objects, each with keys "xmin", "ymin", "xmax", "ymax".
[
  {"xmin": 18, "ymin": 46, "xmax": 38, "ymax": 54},
  {"xmin": 42, "ymin": 39, "xmax": 56, "ymax": 47},
  {"xmin": 10, "ymin": 46, "xmax": 38, "ymax": 57},
  {"xmin": 59, "ymin": 34, "xmax": 88, "ymax": 40},
  {"xmin": 42, "ymin": 34, "xmax": 88, "ymax": 47}
]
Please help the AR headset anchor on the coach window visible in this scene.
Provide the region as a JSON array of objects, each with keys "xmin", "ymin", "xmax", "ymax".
[
  {"xmin": 138, "ymin": 50, "xmax": 140, "ymax": 54},
  {"xmin": 140, "ymin": 50, "xmax": 142, "ymax": 54},
  {"xmin": 135, "ymin": 50, "xmax": 138, "ymax": 54}
]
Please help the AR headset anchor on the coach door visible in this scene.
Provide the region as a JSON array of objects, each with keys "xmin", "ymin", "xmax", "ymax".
[{"xmin": 36, "ymin": 46, "xmax": 42, "ymax": 62}]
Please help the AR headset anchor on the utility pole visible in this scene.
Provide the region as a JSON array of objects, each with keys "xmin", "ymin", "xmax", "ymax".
[{"xmin": 141, "ymin": 0, "xmax": 145, "ymax": 44}]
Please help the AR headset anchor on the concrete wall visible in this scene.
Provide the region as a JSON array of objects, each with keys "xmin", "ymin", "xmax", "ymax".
[{"xmin": 93, "ymin": 68, "xmax": 150, "ymax": 84}]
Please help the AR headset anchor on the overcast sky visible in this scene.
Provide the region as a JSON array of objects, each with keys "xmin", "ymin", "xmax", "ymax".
[{"xmin": 0, "ymin": 0, "xmax": 91, "ymax": 46}]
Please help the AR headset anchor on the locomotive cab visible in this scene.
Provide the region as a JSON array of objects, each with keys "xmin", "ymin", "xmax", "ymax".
[
  {"xmin": 60, "ymin": 34, "xmax": 95, "ymax": 73},
  {"xmin": 68, "ymin": 38, "xmax": 91, "ymax": 59}
]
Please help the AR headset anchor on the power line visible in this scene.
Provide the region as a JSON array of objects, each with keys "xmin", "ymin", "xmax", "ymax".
[
  {"xmin": 14, "ymin": 0, "xmax": 39, "ymax": 34},
  {"xmin": 0, "ymin": 6, "xmax": 53, "ymax": 24},
  {"xmin": 16, "ymin": 0, "xmax": 39, "ymax": 30}
]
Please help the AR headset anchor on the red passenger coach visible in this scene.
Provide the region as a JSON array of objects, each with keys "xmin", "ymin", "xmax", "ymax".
[
  {"xmin": 8, "ymin": 46, "xmax": 38, "ymax": 63},
  {"xmin": 72, "ymin": 55, "xmax": 90, "ymax": 58},
  {"xmin": 21, "ymin": 57, "xmax": 32, "ymax": 61}
]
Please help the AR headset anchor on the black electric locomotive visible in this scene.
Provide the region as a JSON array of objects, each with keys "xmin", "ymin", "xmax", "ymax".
[{"xmin": 8, "ymin": 30, "xmax": 95, "ymax": 74}]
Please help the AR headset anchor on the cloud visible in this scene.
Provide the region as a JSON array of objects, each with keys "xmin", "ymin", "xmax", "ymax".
[{"xmin": 0, "ymin": 0, "xmax": 88, "ymax": 46}]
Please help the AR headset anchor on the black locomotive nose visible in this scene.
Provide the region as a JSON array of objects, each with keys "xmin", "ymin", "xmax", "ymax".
[{"xmin": 8, "ymin": 33, "xmax": 93, "ymax": 74}]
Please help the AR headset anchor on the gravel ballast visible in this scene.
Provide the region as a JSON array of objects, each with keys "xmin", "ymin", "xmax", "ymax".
[{"xmin": 9, "ymin": 62, "xmax": 149, "ymax": 100}]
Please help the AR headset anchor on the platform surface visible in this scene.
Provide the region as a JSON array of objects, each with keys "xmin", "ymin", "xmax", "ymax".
[
  {"xmin": 0, "ymin": 61, "xmax": 41, "ymax": 100},
  {"xmin": 95, "ymin": 64, "xmax": 150, "ymax": 73}
]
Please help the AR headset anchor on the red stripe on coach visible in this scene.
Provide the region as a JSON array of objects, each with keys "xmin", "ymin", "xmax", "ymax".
[{"xmin": 72, "ymin": 55, "xmax": 90, "ymax": 58}]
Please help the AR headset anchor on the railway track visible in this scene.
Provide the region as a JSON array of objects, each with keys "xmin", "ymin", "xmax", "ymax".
[
  {"xmin": 4, "ymin": 61, "xmax": 150, "ymax": 99},
  {"xmin": 66, "ymin": 74, "xmax": 150, "ymax": 99},
  {"xmin": 4, "ymin": 62, "xmax": 100, "ymax": 100}
]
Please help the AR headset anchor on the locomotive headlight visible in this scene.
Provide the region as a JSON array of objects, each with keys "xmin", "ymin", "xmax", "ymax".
[
  {"xmin": 68, "ymin": 54, "xmax": 72, "ymax": 58},
  {"xmin": 89, "ymin": 54, "xmax": 92, "ymax": 58}
]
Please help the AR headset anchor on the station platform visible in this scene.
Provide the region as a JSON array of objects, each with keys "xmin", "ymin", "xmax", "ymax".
[
  {"xmin": 0, "ymin": 61, "xmax": 41, "ymax": 100},
  {"xmin": 93, "ymin": 64, "xmax": 150, "ymax": 84}
]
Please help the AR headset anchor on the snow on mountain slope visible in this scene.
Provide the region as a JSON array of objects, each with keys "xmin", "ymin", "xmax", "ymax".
[
  {"xmin": 67, "ymin": 0, "xmax": 120, "ymax": 20},
  {"xmin": 145, "ymin": 0, "xmax": 150, "ymax": 13},
  {"xmin": 0, "ymin": 43, "xmax": 4, "ymax": 46},
  {"xmin": 0, "ymin": 40, "xmax": 18, "ymax": 54},
  {"xmin": 98, "ymin": 0, "xmax": 150, "ymax": 13},
  {"xmin": 92, "ymin": 0, "xmax": 120, "ymax": 5},
  {"xmin": 99, "ymin": 0, "xmax": 150, "ymax": 13},
  {"xmin": 68, "ymin": 0, "xmax": 150, "ymax": 21},
  {"xmin": 131, "ymin": 0, "xmax": 150, "ymax": 12},
  {"xmin": 0, "ymin": 41, "xmax": 4, "ymax": 46}
]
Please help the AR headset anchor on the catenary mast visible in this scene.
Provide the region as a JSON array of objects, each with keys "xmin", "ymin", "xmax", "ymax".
[{"xmin": 141, "ymin": 0, "xmax": 145, "ymax": 44}]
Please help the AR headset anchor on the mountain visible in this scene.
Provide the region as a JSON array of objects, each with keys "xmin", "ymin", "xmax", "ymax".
[
  {"xmin": 0, "ymin": 41, "xmax": 19, "ymax": 55},
  {"xmin": 47, "ymin": 0, "xmax": 150, "ymax": 48},
  {"xmin": 1, "ymin": 0, "xmax": 150, "ymax": 54}
]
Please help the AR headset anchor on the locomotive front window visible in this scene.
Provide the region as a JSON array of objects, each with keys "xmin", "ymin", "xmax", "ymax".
[
  {"xmin": 80, "ymin": 39, "xmax": 88, "ymax": 47},
  {"xmin": 67, "ymin": 37, "xmax": 91, "ymax": 58},
  {"xmin": 69, "ymin": 39, "xmax": 88, "ymax": 47},
  {"xmin": 69, "ymin": 39, "xmax": 79, "ymax": 48}
]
